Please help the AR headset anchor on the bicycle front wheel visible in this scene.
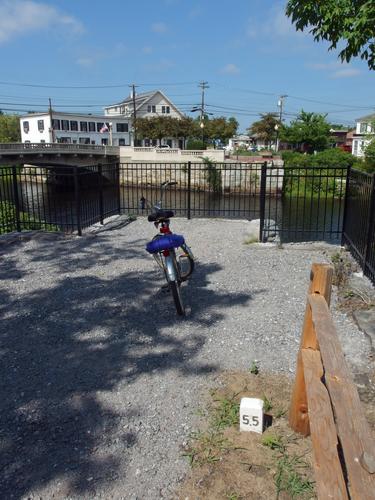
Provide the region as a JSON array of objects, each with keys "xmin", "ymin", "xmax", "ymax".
[{"xmin": 170, "ymin": 280, "xmax": 185, "ymax": 316}]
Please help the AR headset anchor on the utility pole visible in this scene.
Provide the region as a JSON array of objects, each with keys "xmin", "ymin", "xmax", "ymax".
[
  {"xmin": 275, "ymin": 94, "xmax": 287, "ymax": 152},
  {"xmin": 198, "ymin": 81, "xmax": 209, "ymax": 146},
  {"xmin": 48, "ymin": 98, "xmax": 55, "ymax": 143},
  {"xmin": 129, "ymin": 83, "xmax": 139, "ymax": 146}
]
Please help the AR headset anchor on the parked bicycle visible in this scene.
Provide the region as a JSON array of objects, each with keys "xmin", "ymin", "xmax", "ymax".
[{"xmin": 144, "ymin": 181, "xmax": 194, "ymax": 316}]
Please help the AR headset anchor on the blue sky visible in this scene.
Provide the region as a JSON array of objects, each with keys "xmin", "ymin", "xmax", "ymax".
[{"xmin": 0, "ymin": 0, "xmax": 374, "ymax": 132}]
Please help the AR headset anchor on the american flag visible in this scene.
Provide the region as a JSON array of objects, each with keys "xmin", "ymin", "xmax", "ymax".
[{"xmin": 100, "ymin": 123, "xmax": 109, "ymax": 133}]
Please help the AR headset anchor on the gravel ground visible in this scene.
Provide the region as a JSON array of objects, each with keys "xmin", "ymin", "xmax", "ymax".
[{"xmin": 0, "ymin": 217, "xmax": 372, "ymax": 499}]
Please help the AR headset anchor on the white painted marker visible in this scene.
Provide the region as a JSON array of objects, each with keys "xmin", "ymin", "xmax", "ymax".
[{"xmin": 240, "ymin": 397, "xmax": 264, "ymax": 433}]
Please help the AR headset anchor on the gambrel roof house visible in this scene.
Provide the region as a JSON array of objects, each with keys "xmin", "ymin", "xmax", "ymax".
[
  {"xmin": 352, "ymin": 112, "xmax": 375, "ymax": 157},
  {"xmin": 104, "ymin": 90, "xmax": 185, "ymax": 120}
]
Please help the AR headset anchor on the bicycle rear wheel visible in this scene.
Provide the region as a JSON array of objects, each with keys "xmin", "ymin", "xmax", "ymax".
[{"xmin": 170, "ymin": 280, "xmax": 185, "ymax": 316}]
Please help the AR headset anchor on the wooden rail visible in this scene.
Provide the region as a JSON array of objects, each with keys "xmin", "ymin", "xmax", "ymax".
[{"xmin": 289, "ymin": 263, "xmax": 375, "ymax": 500}]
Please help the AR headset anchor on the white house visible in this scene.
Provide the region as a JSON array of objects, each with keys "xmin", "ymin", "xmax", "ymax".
[
  {"xmin": 352, "ymin": 113, "xmax": 375, "ymax": 157},
  {"xmin": 105, "ymin": 90, "xmax": 185, "ymax": 148},
  {"xmin": 20, "ymin": 111, "xmax": 131, "ymax": 146}
]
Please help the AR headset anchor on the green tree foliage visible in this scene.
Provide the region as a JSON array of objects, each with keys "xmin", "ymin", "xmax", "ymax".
[
  {"xmin": 135, "ymin": 115, "xmax": 237, "ymax": 148},
  {"xmin": 286, "ymin": 0, "xmax": 375, "ymax": 70},
  {"xmin": 282, "ymin": 148, "xmax": 363, "ymax": 196},
  {"xmin": 364, "ymin": 138, "xmax": 375, "ymax": 173},
  {"xmin": 247, "ymin": 113, "xmax": 280, "ymax": 146},
  {"xmin": 0, "ymin": 113, "xmax": 21, "ymax": 142},
  {"xmin": 280, "ymin": 111, "xmax": 331, "ymax": 152}
]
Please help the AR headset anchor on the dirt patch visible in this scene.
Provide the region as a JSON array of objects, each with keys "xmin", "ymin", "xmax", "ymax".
[
  {"xmin": 177, "ymin": 370, "xmax": 375, "ymax": 500},
  {"xmin": 177, "ymin": 371, "xmax": 316, "ymax": 500}
]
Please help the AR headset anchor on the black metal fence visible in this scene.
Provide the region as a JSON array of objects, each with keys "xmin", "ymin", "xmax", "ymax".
[
  {"xmin": 342, "ymin": 168, "xmax": 375, "ymax": 284},
  {"xmin": 263, "ymin": 166, "xmax": 347, "ymax": 243},
  {"xmin": 1, "ymin": 161, "xmax": 374, "ymax": 284},
  {"xmin": 0, "ymin": 163, "xmax": 120, "ymax": 236}
]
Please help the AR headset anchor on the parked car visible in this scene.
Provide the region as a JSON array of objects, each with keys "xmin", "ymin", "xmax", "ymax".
[{"xmin": 157, "ymin": 144, "xmax": 171, "ymax": 149}]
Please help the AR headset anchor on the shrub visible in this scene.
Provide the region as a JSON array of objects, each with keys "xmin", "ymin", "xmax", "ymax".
[{"xmin": 186, "ymin": 139, "xmax": 206, "ymax": 150}]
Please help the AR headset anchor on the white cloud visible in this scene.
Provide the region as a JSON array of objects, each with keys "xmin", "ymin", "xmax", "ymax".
[
  {"xmin": 0, "ymin": 0, "xmax": 84, "ymax": 43},
  {"xmin": 142, "ymin": 46, "xmax": 153, "ymax": 54},
  {"xmin": 307, "ymin": 61, "xmax": 361, "ymax": 78},
  {"xmin": 151, "ymin": 22, "xmax": 167, "ymax": 34},
  {"xmin": 76, "ymin": 56, "xmax": 95, "ymax": 68},
  {"xmin": 331, "ymin": 68, "xmax": 361, "ymax": 79},
  {"xmin": 246, "ymin": 3, "xmax": 304, "ymax": 40},
  {"xmin": 221, "ymin": 63, "xmax": 240, "ymax": 74}
]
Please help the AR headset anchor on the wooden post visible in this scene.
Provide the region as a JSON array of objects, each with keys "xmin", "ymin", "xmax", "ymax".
[{"xmin": 289, "ymin": 264, "xmax": 333, "ymax": 435}]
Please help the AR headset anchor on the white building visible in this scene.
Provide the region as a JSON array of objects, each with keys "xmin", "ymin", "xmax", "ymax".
[
  {"xmin": 352, "ymin": 113, "xmax": 375, "ymax": 157},
  {"xmin": 20, "ymin": 111, "xmax": 131, "ymax": 146},
  {"xmin": 105, "ymin": 90, "xmax": 185, "ymax": 147}
]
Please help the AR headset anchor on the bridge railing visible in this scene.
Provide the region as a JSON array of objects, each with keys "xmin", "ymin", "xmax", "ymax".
[{"xmin": 0, "ymin": 143, "xmax": 119, "ymax": 155}]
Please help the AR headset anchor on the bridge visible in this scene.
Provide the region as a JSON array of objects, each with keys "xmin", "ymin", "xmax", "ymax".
[{"xmin": 0, "ymin": 143, "xmax": 120, "ymax": 166}]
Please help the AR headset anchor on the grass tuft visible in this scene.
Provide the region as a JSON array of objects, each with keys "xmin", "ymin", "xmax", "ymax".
[{"xmin": 274, "ymin": 453, "xmax": 315, "ymax": 499}]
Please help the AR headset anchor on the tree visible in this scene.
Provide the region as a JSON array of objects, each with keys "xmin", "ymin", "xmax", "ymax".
[
  {"xmin": 280, "ymin": 110, "xmax": 331, "ymax": 152},
  {"xmin": 248, "ymin": 113, "xmax": 280, "ymax": 147},
  {"xmin": 286, "ymin": 0, "xmax": 375, "ymax": 70},
  {"xmin": 205, "ymin": 116, "xmax": 238, "ymax": 144},
  {"xmin": 0, "ymin": 113, "xmax": 21, "ymax": 142}
]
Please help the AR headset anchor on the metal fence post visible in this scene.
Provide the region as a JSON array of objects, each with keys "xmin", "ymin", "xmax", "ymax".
[
  {"xmin": 363, "ymin": 174, "xmax": 375, "ymax": 274},
  {"xmin": 74, "ymin": 166, "xmax": 82, "ymax": 236},
  {"xmin": 259, "ymin": 162, "xmax": 267, "ymax": 242},
  {"xmin": 187, "ymin": 161, "xmax": 191, "ymax": 220},
  {"xmin": 98, "ymin": 163, "xmax": 104, "ymax": 224},
  {"xmin": 341, "ymin": 165, "xmax": 351, "ymax": 246},
  {"xmin": 12, "ymin": 166, "xmax": 21, "ymax": 232},
  {"xmin": 116, "ymin": 162, "xmax": 121, "ymax": 214}
]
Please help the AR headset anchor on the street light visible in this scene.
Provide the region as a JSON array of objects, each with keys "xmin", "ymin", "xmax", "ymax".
[
  {"xmin": 274, "ymin": 124, "xmax": 279, "ymax": 153},
  {"xmin": 200, "ymin": 119, "xmax": 205, "ymax": 148}
]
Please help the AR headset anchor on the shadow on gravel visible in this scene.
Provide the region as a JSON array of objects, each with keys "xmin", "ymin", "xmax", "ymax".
[{"xmin": 0, "ymin": 254, "xmax": 254, "ymax": 498}]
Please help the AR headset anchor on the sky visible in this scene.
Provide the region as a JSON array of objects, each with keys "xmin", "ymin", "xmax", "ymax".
[{"xmin": 0, "ymin": 0, "xmax": 374, "ymax": 132}]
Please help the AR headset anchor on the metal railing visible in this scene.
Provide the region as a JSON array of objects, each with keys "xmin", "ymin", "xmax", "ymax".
[
  {"xmin": 1, "ymin": 161, "xmax": 374, "ymax": 284},
  {"xmin": 342, "ymin": 168, "xmax": 375, "ymax": 284},
  {"xmin": 0, "ymin": 142, "xmax": 119, "ymax": 154}
]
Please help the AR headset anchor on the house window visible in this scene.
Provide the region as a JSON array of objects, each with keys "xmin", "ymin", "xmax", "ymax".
[
  {"xmin": 161, "ymin": 106, "xmax": 170, "ymax": 114},
  {"xmin": 80, "ymin": 121, "xmax": 88, "ymax": 132},
  {"xmin": 79, "ymin": 137, "xmax": 90, "ymax": 144},
  {"xmin": 119, "ymin": 138, "xmax": 126, "ymax": 146},
  {"xmin": 101, "ymin": 138, "xmax": 108, "ymax": 145},
  {"xmin": 70, "ymin": 121, "xmax": 78, "ymax": 131},
  {"xmin": 52, "ymin": 119, "xmax": 60, "ymax": 130},
  {"xmin": 116, "ymin": 123, "xmax": 128, "ymax": 132},
  {"xmin": 88, "ymin": 122, "xmax": 96, "ymax": 132},
  {"xmin": 148, "ymin": 105, "xmax": 156, "ymax": 113},
  {"xmin": 59, "ymin": 137, "xmax": 71, "ymax": 143},
  {"xmin": 23, "ymin": 121, "xmax": 29, "ymax": 133},
  {"xmin": 38, "ymin": 119, "xmax": 44, "ymax": 131},
  {"xmin": 61, "ymin": 120, "xmax": 70, "ymax": 131},
  {"xmin": 360, "ymin": 122, "xmax": 368, "ymax": 134},
  {"xmin": 353, "ymin": 140, "xmax": 358, "ymax": 155},
  {"xmin": 97, "ymin": 122, "xmax": 104, "ymax": 132}
]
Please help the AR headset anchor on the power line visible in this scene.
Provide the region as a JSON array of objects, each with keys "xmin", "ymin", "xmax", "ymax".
[{"xmin": 0, "ymin": 80, "xmax": 198, "ymax": 89}]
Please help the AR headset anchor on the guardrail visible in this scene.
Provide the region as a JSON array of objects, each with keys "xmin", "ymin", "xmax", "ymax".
[
  {"xmin": 289, "ymin": 263, "xmax": 375, "ymax": 499},
  {"xmin": 0, "ymin": 143, "xmax": 119, "ymax": 155}
]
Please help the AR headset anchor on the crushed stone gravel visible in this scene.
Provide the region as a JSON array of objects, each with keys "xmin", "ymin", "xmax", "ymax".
[{"xmin": 0, "ymin": 218, "xmax": 372, "ymax": 499}]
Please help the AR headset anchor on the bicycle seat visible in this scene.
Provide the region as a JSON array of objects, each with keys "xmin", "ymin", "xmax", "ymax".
[{"xmin": 148, "ymin": 210, "xmax": 174, "ymax": 222}]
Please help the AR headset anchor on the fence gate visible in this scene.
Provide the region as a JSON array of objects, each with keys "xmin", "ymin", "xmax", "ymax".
[{"xmin": 262, "ymin": 166, "xmax": 348, "ymax": 243}]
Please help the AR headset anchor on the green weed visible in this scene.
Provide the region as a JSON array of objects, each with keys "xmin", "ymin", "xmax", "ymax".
[
  {"xmin": 249, "ymin": 361, "xmax": 260, "ymax": 375},
  {"xmin": 182, "ymin": 430, "xmax": 232, "ymax": 467},
  {"xmin": 261, "ymin": 433, "xmax": 285, "ymax": 451},
  {"xmin": 275, "ymin": 453, "xmax": 315, "ymax": 499},
  {"xmin": 263, "ymin": 395, "xmax": 273, "ymax": 413},
  {"xmin": 211, "ymin": 394, "xmax": 240, "ymax": 430}
]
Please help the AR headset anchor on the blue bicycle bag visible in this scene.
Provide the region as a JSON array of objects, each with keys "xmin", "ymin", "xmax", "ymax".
[{"xmin": 146, "ymin": 234, "xmax": 185, "ymax": 254}]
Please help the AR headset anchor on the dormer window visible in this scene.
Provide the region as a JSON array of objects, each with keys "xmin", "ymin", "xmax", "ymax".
[
  {"xmin": 23, "ymin": 121, "xmax": 29, "ymax": 133},
  {"xmin": 360, "ymin": 122, "xmax": 368, "ymax": 134}
]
